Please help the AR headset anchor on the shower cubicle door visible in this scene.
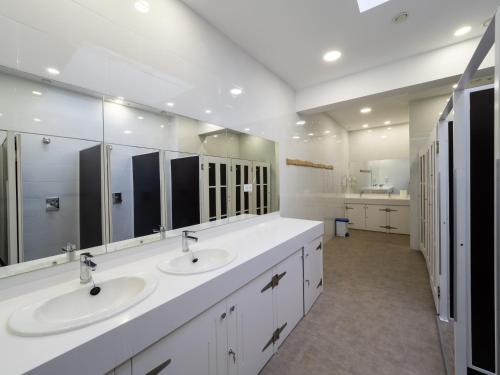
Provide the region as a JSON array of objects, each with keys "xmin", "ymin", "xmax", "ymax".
[
  {"xmin": 252, "ymin": 161, "xmax": 271, "ymax": 215},
  {"xmin": 170, "ymin": 155, "xmax": 201, "ymax": 229},
  {"xmin": 202, "ymin": 156, "xmax": 229, "ymax": 222},
  {"xmin": 230, "ymin": 159, "xmax": 252, "ymax": 217}
]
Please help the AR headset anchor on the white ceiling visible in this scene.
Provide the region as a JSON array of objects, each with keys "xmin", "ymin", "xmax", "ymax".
[
  {"xmin": 327, "ymin": 71, "xmax": 494, "ymax": 131},
  {"xmin": 181, "ymin": 0, "xmax": 498, "ymax": 89}
]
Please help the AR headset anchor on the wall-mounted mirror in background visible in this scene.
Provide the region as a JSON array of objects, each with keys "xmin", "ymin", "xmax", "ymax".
[
  {"xmin": 0, "ymin": 67, "xmax": 280, "ymax": 278},
  {"xmin": 347, "ymin": 159, "xmax": 409, "ymax": 194}
]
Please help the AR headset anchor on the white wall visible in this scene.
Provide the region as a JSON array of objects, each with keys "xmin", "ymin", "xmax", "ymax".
[
  {"xmin": 279, "ymin": 113, "xmax": 349, "ymax": 238},
  {"xmin": 409, "ymin": 95, "xmax": 449, "ymax": 249},
  {"xmin": 348, "ymin": 124, "xmax": 409, "ymax": 162}
]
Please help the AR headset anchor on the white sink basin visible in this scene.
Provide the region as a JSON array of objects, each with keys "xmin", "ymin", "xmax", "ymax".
[
  {"xmin": 158, "ymin": 249, "xmax": 237, "ymax": 275},
  {"xmin": 8, "ymin": 274, "xmax": 157, "ymax": 336}
]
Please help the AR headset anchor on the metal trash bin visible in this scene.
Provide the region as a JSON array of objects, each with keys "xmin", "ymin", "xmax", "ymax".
[{"xmin": 335, "ymin": 218, "xmax": 349, "ymax": 237}]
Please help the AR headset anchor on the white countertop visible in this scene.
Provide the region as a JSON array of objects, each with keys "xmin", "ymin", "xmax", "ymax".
[
  {"xmin": 0, "ymin": 214, "xmax": 323, "ymax": 375},
  {"xmin": 344, "ymin": 193, "xmax": 410, "ymax": 205}
]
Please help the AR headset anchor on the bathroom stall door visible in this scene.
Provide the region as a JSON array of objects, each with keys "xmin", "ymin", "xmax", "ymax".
[
  {"xmin": 79, "ymin": 145, "xmax": 103, "ymax": 249},
  {"xmin": 132, "ymin": 152, "xmax": 162, "ymax": 237},
  {"xmin": 170, "ymin": 155, "xmax": 200, "ymax": 229},
  {"xmin": 202, "ymin": 156, "xmax": 229, "ymax": 222},
  {"xmin": 253, "ymin": 161, "xmax": 271, "ymax": 215},
  {"xmin": 230, "ymin": 159, "xmax": 252, "ymax": 216}
]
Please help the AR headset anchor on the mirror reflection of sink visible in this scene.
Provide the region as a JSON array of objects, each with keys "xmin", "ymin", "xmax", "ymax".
[
  {"xmin": 8, "ymin": 274, "xmax": 157, "ymax": 336},
  {"xmin": 158, "ymin": 249, "xmax": 237, "ymax": 275}
]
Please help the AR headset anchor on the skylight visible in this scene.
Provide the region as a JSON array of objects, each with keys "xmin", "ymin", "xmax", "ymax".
[{"xmin": 357, "ymin": 0, "xmax": 391, "ymax": 13}]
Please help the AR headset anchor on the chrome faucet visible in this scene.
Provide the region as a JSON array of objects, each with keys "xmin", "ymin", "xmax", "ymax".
[
  {"xmin": 153, "ymin": 225, "xmax": 168, "ymax": 240},
  {"xmin": 182, "ymin": 230, "xmax": 198, "ymax": 252},
  {"xmin": 61, "ymin": 242, "xmax": 77, "ymax": 261},
  {"xmin": 80, "ymin": 253, "xmax": 97, "ymax": 284}
]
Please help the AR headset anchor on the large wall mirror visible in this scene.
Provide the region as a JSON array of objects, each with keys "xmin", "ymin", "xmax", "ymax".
[
  {"xmin": 0, "ymin": 68, "xmax": 280, "ymax": 278},
  {"xmin": 347, "ymin": 159, "xmax": 409, "ymax": 194}
]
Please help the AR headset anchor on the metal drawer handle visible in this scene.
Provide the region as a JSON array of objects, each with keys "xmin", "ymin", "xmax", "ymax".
[
  {"xmin": 316, "ymin": 243, "xmax": 322, "ymax": 251},
  {"xmin": 228, "ymin": 349, "xmax": 236, "ymax": 364},
  {"xmin": 220, "ymin": 312, "xmax": 227, "ymax": 320},
  {"xmin": 146, "ymin": 359, "xmax": 172, "ymax": 375}
]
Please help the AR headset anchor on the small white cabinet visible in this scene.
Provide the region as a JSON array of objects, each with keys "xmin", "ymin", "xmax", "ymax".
[
  {"xmin": 304, "ymin": 237, "xmax": 324, "ymax": 314},
  {"xmin": 365, "ymin": 205, "xmax": 389, "ymax": 232},
  {"xmin": 387, "ymin": 205, "xmax": 410, "ymax": 234}
]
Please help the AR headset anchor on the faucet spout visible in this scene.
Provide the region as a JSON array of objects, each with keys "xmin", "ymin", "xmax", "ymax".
[{"xmin": 80, "ymin": 253, "xmax": 97, "ymax": 284}]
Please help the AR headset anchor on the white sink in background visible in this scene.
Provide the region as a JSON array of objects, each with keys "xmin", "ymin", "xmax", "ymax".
[
  {"xmin": 158, "ymin": 249, "xmax": 237, "ymax": 275},
  {"xmin": 8, "ymin": 274, "xmax": 157, "ymax": 336}
]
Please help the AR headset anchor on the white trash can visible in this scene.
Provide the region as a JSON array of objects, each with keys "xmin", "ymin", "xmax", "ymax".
[{"xmin": 335, "ymin": 218, "xmax": 349, "ymax": 237}]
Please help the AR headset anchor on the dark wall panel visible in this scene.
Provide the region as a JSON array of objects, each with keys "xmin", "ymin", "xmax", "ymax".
[
  {"xmin": 469, "ymin": 88, "xmax": 495, "ymax": 373},
  {"xmin": 132, "ymin": 152, "xmax": 161, "ymax": 237},
  {"xmin": 171, "ymin": 156, "xmax": 200, "ymax": 229},
  {"xmin": 79, "ymin": 145, "xmax": 102, "ymax": 249}
]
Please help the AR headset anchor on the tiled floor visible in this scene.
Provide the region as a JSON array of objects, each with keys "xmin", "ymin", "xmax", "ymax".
[{"xmin": 260, "ymin": 230, "xmax": 446, "ymax": 375}]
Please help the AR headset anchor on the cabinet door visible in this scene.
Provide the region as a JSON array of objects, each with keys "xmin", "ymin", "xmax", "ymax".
[
  {"xmin": 388, "ymin": 205, "xmax": 410, "ymax": 234},
  {"xmin": 346, "ymin": 203, "xmax": 365, "ymax": 229},
  {"xmin": 131, "ymin": 301, "xmax": 223, "ymax": 375},
  {"xmin": 365, "ymin": 205, "xmax": 388, "ymax": 232},
  {"xmin": 274, "ymin": 249, "xmax": 304, "ymax": 348},
  {"xmin": 227, "ymin": 269, "xmax": 275, "ymax": 375},
  {"xmin": 304, "ymin": 238, "xmax": 324, "ymax": 314}
]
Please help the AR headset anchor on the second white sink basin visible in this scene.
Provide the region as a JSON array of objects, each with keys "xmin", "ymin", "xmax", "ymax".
[
  {"xmin": 158, "ymin": 249, "xmax": 237, "ymax": 275},
  {"xmin": 8, "ymin": 274, "xmax": 157, "ymax": 336}
]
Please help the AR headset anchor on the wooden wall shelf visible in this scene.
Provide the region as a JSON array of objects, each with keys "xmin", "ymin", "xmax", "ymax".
[{"xmin": 286, "ymin": 158, "xmax": 334, "ymax": 170}]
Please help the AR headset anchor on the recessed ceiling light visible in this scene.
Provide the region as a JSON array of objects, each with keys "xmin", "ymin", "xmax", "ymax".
[
  {"xmin": 381, "ymin": 135, "xmax": 387, "ymax": 139},
  {"xmin": 439, "ymin": 112, "xmax": 443, "ymax": 116},
  {"xmin": 387, "ymin": 127, "xmax": 392, "ymax": 130},
  {"xmin": 0, "ymin": 113, "xmax": 3, "ymax": 117},
  {"xmin": 134, "ymin": 0, "xmax": 150, "ymax": 13},
  {"xmin": 454, "ymin": 26, "xmax": 471, "ymax": 37},
  {"xmin": 137, "ymin": 116, "xmax": 144, "ymax": 120},
  {"xmin": 33, "ymin": 118, "xmax": 41, "ymax": 122},
  {"xmin": 230, "ymin": 88, "xmax": 243, "ymax": 96},
  {"xmin": 323, "ymin": 50, "xmax": 342, "ymax": 62},
  {"xmin": 205, "ymin": 109, "xmax": 212, "ymax": 114},
  {"xmin": 32, "ymin": 90, "xmax": 42, "ymax": 96},
  {"xmin": 308, "ymin": 133, "xmax": 314, "ymax": 136},
  {"xmin": 296, "ymin": 120, "xmax": 306, "ymax": 126},
  {"xmin": 324, "ymin": 130, "xmax": 331, "ymax": 134},
  {"xmin": 46, "ymin": 67, "xmax": 60, "ymax": 76},
  {"xmin": 124, "ymin": 130, "xmax": 132, "ymax": 134},
  {"xmin": 453, "ymin": 84, "xmax": 458, "ymax": 89},
  {"xmin": 384, "ymin": 120, "xmax": 391, "ymax": 125},
  {"xmin": 292, "ymin": 135, "xmax": 301, "ymax": 139},
  {"xmin": 213, "ymin": 135, "xmax": 218, "ymax": 138},
  {"xmin": 160, "ymin": 124, "xmax": 165, "ymax": 128},
  {"xmin": 166, "ymin": 102, "xmax": 174, "ymax": 107},
  {"xmin": 244, "ymin": 128, "xmax": 250, "ymax": 132},
  {"xmin": 362, "ymin": 124, "xmax": 369, "ymax": 128},
  {"xmin": 360, "ymin": 107, "xmax": 372, "ymax": 114},
  {"xmin": 114, "ymin": 98, "xmax": 124, "ymax": 105}
]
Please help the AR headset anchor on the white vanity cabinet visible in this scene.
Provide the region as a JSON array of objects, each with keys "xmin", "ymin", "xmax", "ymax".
[
  {"xmin": 344, "ymin": 200, "xmax": 410, "ymax": 235},
  {"xmin": 126, "ymin": 248, "xmax": 308, "ymax": 375},
  {"xmin": 304, "ymin": 237, "xmax": 324, "ymax": 314}
]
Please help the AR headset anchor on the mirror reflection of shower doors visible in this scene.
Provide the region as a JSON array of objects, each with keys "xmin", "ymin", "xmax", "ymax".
[
  {"xmin": 170, "ymin": 155, "xmax": 201, "ymax": 229},
  {"xmin": 252, "ymin": 161, "xmax": 271, "ymax": 215},
  {"xmin": 230, "ymin": 159, "xmax": 252, "ymax": 216},
  {"xmin": 202, "ymin": 156, "xmax": 229, "ymax": 222}
]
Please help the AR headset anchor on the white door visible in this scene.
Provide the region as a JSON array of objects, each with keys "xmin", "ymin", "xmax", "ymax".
[
  {"xmin": 388, "ymin": 206, "xmax": 410, "ymax": 234},
  {"xmin": 274, "ymin": 249, "xmax": 304, "ymax": 348},
  {"xmin": 131, "ymin": 300, "xmax": 224, "ymax": 375},
  {"xmin": 252, "ymin": 161, "xmax": 271, "ymax": 215},
  {"xmin": 346, "ymin": 203, "xmax": 365, "ymax": 229},
  {"xmin": 304, "ymin": 237, "xmax": 324, "ymax": 314},
  {"xmin": 230, "ymin": 159, "xmax": 252, "ymax": 216},
  {"xmin": 365, "ymin": 205, "xmax": 388, "ymax": 232},
  {"xmin": 227, "ymin": 269, "xmax": 275, "ymax": 375},
  {"xmin": 202, "ymin": 156, "xmax": 229, "ymax": 222}
]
